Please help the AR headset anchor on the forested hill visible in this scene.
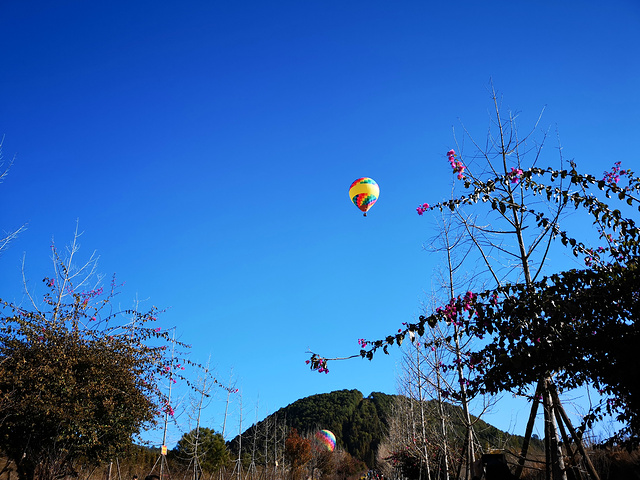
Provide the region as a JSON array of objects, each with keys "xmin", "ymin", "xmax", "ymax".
[{"xmin": 226, "ymin": 389, "xmax": 531, "ymax": 468}]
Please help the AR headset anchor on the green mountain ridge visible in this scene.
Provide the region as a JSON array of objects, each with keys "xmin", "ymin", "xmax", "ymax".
[{"xmin": 227, "ymin": 389, "xmax": 537, "ymax": 468}]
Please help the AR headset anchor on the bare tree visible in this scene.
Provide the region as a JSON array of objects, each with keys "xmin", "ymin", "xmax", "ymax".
[
  {"xmin": 445, "ymin": 89, "xmax": 567, "ymax": 479},
  {"xmin": 417, "ymin": 86, "xmax": 603, "ymax": 479},
  {"xmin": 177, "ymin": 357, "xmax": 216, "ymax": 480},
  {"xmin": 0, "ymin": 138, "xmax": 27, "ymax": 255},
  {"xmin": 392, "ymin": 207, "xmax": 503, "ymax": 480}
]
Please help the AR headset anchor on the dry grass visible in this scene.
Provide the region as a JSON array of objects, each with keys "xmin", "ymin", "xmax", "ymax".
[{"xmin": 2, "ymin": 446, "xmax": 640, "ymax": 479}]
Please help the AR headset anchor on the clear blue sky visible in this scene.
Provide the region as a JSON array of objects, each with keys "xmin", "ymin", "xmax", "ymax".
[{"xmin": 1, "ymin": 0, "xmax": 639, "ymax": 447}]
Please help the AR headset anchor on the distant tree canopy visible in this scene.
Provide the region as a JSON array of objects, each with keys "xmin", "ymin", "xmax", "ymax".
[
  {"xmin": 227, "ymin": 389, "xmax": 532, "ymax": 469},
  {"xmin": 173, "ymin": 427, "xmax": 230, "ymax": 472},
  {"xmin": 228, "ymin": 390, "xmax": 389, "ymax": 467},
  {"xmin": 285, "ymin": 428, "xmax": 312, "ymax": 469},
  {"xmin": 316, "ymin": 449, "xmax": 367, "ymax": 480}
]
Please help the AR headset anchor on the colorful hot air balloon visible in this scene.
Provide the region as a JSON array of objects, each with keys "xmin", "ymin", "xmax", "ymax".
[
  {"xmin": 316, "ymin": 429, "xmax": 336, "ymax": 452},
  {"xmin": 349, "ymin": 177, "xmax": 379, "ymax": 216}
]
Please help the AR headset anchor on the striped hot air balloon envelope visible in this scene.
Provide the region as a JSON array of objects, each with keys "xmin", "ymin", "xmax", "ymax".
[
  {"xmin": 349, "ymin": 177, "xmax": 379, "ymax": 216},
  {"xmin": 316, "ymin": 429, "xmax": 336, "ymax": 451}
]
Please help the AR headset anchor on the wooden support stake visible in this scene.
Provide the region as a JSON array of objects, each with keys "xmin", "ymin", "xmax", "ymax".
[
  {"xmin": 543, "ymin": 380, "xmax": 567, "ymax": 480},
  {"xmin": 553, "ymin": 403, "xmax": 585, "ymax": 480},
  {"xmin": 514, "ymin": 379, "xmax": 544, "ymax": 479},
  {"xmin": 550, "ymin": 386, "xmax": 600, "ymax": 480}
]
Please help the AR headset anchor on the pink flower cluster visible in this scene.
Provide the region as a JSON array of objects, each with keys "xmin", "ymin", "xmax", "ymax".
[
  {"xmin": 357, "ymin": 338, "xmax": 368, "ymax": 347},
  {"xmin": 306, "ymin": 356, "xmax": 329, "ymax": 374},
  {"xmin": 416, "ymin": 203, "xmax": 430, "ymax": 215},
  {"xmin": 602, "ymin": 161, "xmax": 626, "ymax": 184},
  {"xmin": 317, "ymin": 366, "xmax": 328, "ymax": 374},
  {"xmin": 436, "ymin": 299, "xmax": 460, "ymax": 326},
  {"xmin": 81, "ymin": 287, "xmax": 104, "ymax": 300},
  {"xmin": 163, "ymin": 403, "xmax": 175, "ymax": 416},
  {"xmin": 508, "ymin": 167, "xmax": 524, "ymax": 184},
  {"xmin": 447, "ymin": 150, "xmax": 465, "ymax": 180},
  {"xmin": 435, "ymin": 291, "xmax": 480, "ymax": 327},
  {"xmin": 462, "ymin": 291, "xmax": 477, "ymax": 312}
]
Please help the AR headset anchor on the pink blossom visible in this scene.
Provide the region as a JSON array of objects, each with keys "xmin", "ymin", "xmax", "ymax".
[
  {"xmin": 446, "ymin": 150, "xmax": 466, "ymax": 180},
  {"xmin": 164, "ymin": 404, "xmax": 175, "ymax": 416},
  {"xmin": 603, "ymin": 161, "xmax": 623, "ymax": 185},
  {"xmin": 416, "ymin": 203, "xmax": 430, "ymax": 215},
  {"xmin": 508, "ymin": 167, "xmax": 524, "ymax": 184}
]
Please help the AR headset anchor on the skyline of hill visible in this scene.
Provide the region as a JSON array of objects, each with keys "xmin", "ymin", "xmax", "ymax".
[{"xmin": 226, "ymin": 389, "xmax": 540, "ymax": 468}]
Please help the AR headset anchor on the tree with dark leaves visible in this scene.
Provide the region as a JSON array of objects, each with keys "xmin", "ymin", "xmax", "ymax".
[{"xmin": 0, "ymin": 232, "xmax": 193, "ymax": 480}]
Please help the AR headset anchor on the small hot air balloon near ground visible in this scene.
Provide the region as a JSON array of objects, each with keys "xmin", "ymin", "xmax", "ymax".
[
  {"xmin": 316, "ymin": 429, "xmax": 336, "ymax": 451},
  {"xmin": 349, "ymin": 177, "xmax": 379, "ymax": 216}
]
